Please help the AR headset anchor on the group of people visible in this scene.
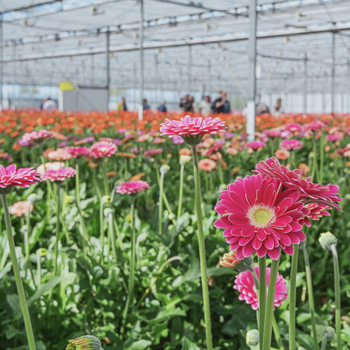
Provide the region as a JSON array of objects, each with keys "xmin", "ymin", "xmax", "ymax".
[
  {"xmin": 242, "ymin": 96, "xmax": 284, "ymax": 117},
  {"xmin": 116, "ymin": 97, "xmax": 167, "ymax": 113}
]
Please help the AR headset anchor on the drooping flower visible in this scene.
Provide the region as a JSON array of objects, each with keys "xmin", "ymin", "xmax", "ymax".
[
  {"xmin": 41, "ymin": 167, "xmax": 76, "ymax": 182},
  {"xmin": 214, "ymin": 174, "xmax": 305, "ymax": 259},
  {"xmin": 198, "ymin": 159, "xmax": 216, "ymax": 171},
  {"xmin": 21, "ymin": 129, "xmax": 54, "ymax": 143},
  {"xmin": 10, "ymin": 201, "xmax": 33, "ymax": 217},
  {"xmin": 254, "ymin": 157, "xmax": 342, "ymax": 210},
  {"xmin": 160, "ymin": 115, "xmax": 226, "ymax": 145},
  {"xmin": 275, "ymin": 149, "xmax": 290, "ymax": 160},
  {"xmin": 326, "ymin": 134, "xmax": 343, "ymax": 142},
  {"xmin": 220, "ymin": 250, "xmax": 240, "ymax": 268},
  {"xmin": 36, "ymin": 162, "xmax": 65, "ymax": 175},
  {"xmin": 66, "ymin": 335, "xmax": 103, "ymax": 350},
  {"xmin": 67, "ymin": 146, "xmax": 91, "ymax": 158},
  {"xmin": 0, "ymin": 165, "xmax": 39, "ymax": 191},
  {"xmin": 301, "ymin": 203, "xmax": 330, "ymax": 227},
  {"xmin": 279, "ymin": 139, "xmax": 303, "ymax": 150},
  {"xmin": 90, "ymin": 141, "xmax": 117, "ymax": 158},
  {"xmin": 116, "ymin": 181, "xmax": 150, "ymax": 195},
  {"xmin": 44, "ymin": 148, "xmax": 72, "ymax": 161},
  {"xmin": 245, "ymin": 141, "xmax": 266, "ymax": 150},
  {"xmin": 234, "ymin": 265, "xmax": 288, "ymax": 310},
  {"xmin": 144, "ymin": 148, "xmax": 163, "ymax": 157}
]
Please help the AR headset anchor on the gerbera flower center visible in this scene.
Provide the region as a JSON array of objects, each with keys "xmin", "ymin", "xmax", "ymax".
[{"xmin": 247, "ymin": 205, "xmax": 275, "ymax": 228}]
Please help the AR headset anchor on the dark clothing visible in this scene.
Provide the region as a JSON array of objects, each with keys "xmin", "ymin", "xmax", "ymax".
[
  {"xmin": 143, "ymin": 104, "xmax": 150, "ymax": 111},
  {"xmin": 157, "ymin": 104, "xmax": 167, "ymax": 112},
  {"xmin": 123, "ymin": 103, "xmax": 127, "ymax": 111},
  {"xmin": 180, "ymin": 99, "xmax": 193, "ymax": 112},
  {"xmin": 212, "ymin": 98, "xmax": 230, "ymax": 114}
]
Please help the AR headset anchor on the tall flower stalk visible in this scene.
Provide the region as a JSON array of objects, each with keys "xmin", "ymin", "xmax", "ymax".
[
  {"xmin": 158, "ymin": 165, "xmax": 170, "ymax": 235},
  {"xmin": 258, "ymin": 257, "xmax": 267, "ymax": 346},
  {"xmin": 289, "ymin": 244, "xmax": 299, "ymax": 350}
]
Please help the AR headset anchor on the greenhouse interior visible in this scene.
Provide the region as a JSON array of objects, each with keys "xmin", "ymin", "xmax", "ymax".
[{"xmin": 1, "ymin": 1, "xmax": 350, "ymax": 350}]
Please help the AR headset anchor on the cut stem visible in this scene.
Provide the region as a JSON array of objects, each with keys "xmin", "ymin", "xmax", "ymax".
[{"xmin": 289, "ymin": 244, "xmax": 299, "ymax": 350}]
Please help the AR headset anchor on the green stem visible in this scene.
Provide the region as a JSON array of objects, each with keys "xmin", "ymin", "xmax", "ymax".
[
  {"xmin": 37, "ymin": 252, "xmax": 42, "ymax": 288},
  {"xmin": 192, "ymin": 145, "xmax": 213, "ymax": 350},
  {"xmin": 177, "ymin": 164, "xmax": 184, "ymax": 218},
  {"xmin": 321, "ymin": 333, "xmax": 328, "ymax": 350},
  {"xmin": 121, "ymin": 197, "xmax": 136, "ymax": 336},
  {"xmin": 1, "ymin": 194, "xmax": 36, "ymax": 350},
  {"xmin": 289, "ymin": 244, "xmax": 299, "ymax": 350},
  {"xmin": 25, "ymin": 206, "xmax": 30, "ymax": 262},
  {"xmin": 113, "ymin": 218, "xmax": 124, "ymax": 251},
  {"xmin": 272, "ymin": 315, "xmax": 285, "ymax": 350},
  {"xmin": 320, "ymin": 133, "xmax": 324, "ymax": 184},
  {"xmin": 108, "ymin": 212, "xmax": 117, "ymax": 263},
  {"xmin": 331, "ymin": 245, "xmax": 341, "ymax": 350},
  {"xmin": 262, "ymin": 258, "xmax": 280, "ymax": 350},
  {"xmin": 259, "ymin": 256, "xmax": 267, "ymax": 346},
  {"xmin": 301, "ymin": 243, "xmax": 319, "ymax": 350},
  {"xmin": 75, "ymin": 164, "xmax": 81, "ymax": 208},
  {"xmin": 76, "ymin": 205, "xmax": 88, "ymax": 260},
  {"xmin": 92, "ymin": 167, "xmax": 102, "ymax": 200},
  {"xmin": 159, "ymin": 171, "xmax": 164, "ymax": 235},
  {"xmin": 218, "ymin": 160, "xmax": 224, "ymax": 184},
  {"xmin": 100, "ymin": 200, "xmax": 105, "ymax": 265},
  {"xmin": 53, "ymin": 183, "xmax": 61, "ymax": 276},
  {"xmin": 102, "ymin": 158, "xmax": 109, "ymax": 195}
]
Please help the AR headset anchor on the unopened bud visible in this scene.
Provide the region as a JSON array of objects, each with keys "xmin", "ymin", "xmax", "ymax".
[
  {"xmin": 101, "ymin": 195, "xmax": 111, "ymax": 204},
  {"xmin": 319, "ymin": 231, "xmax": 337, "ymax": 251},
  {"xmin": 66, "ymin": 335, "xmax": 103, "ymax": 350},
  {"xmin": 168, "ymin": 213, "xmax": 176, "ymax": 221},
  {"xmin": 160, "ymin": 164, "xmax": 170, "ymax": 174},
  {"xmin": 37, "ymin": 248, "xmax": 47, "ymax": 257},
  {"xmin": 322, "ymin": 327, "xmax": 335, "ymax": 341},
  {"xmin": 246, "ymin": 329, "xmax": 259, "ymax": 346},
  {"xmin": 179, "ymin": 155, "xmax": 191, "ymax": 165},
  {"xmin": 65, "ymin": 195, "xmax": 76, "ymax": 204},
  {"xmin": 27, "ymin": 194, "xmax": 38, "ymax": 204},
  {"xmin": 220, "ymin": 250, "xmax": 253, "ymax": 272},
  {"xmin": 104, "ymin": 208, "xmax": 113, "ymax": 217}
]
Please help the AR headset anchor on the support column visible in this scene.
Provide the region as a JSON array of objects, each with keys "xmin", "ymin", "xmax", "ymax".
[
  {"xmin": 138, "ymin": 0, "xmax": 144, "ymax": 120},
  {"xmin": 91, "ymin": 54, "xmax": 95, "ymax": 86},
  {"xmin": 133, "ymin": 63, "xmax": 136, "ymax": 110},
  {"xmin": 0, "ymin": 14, "xmax": 3, "ymax": 110},
  {"xmin": 304, "ymin": 53, "xmax": 307, "ymax": 113},
  {"xmin": 155, "ymin": 54, "xmax": 159, "ymax": 103},
  {"xmin": 106, "ymin": 30, "xmax": 110, "ymax": 110},
  {"xmin": 331, "ymin": 31, "xmax": 336, "ymax": 113},
  {"xmin": 348, "ymin": 59, "xmax": 350, "ymax": 113},
  {"xmin": 206, "ymin": 60, "xmax": 211, "ymax": 97},
  {"xmin": 247, "ymin": 0, "xmax": 257, "ymax": 141},
  {"xmin": 188, "ymin": 45, "xmax": 192, "ymax": 94}
]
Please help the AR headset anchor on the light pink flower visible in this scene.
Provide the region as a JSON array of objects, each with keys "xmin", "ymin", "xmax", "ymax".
[
  {"xmin": 116, "ymin": 181, "xmax": 150, "ymax": 195},
  {"xmin": 36, "ymin": 162, "xmax": 65, "ymax": 175},
  {"xmin": 254, "ymin": 157, "xmax": 342, "ymax": 210},
  {"xmin": 214, "ymin": 174, "xmax": 305, "ymax": 260},
  {"xmin": 326, "ymin": 134, "xmax": 343, "ymax": 142},
  {"xmin": 41, "ymin": 167, "xmax": 76, "ymax": 182},
  {"xmin": 21, "ymin": 130, "xmax": 54, "ymax": 143},
  {"xmin": 10, "ymin": 201, "xmax": 33, "ymax": 217},
  {"xmin": 144, "ymin": 148, "xmax": 163, "ymax": 157},
  {"xmin": 160, "ymin": 115, "xmax": 226, "ymax": 145},
  {"xmin": 279, "ymin": 139, "xmax": 303, "ymax": 151},
  {"xmin": 234, "ymin": 265, "xmax": 288, "ymax": 310},
  {"xmin": 66, "ymin": 146, "xmax": 91, "ymax": 158},
  {"xmin": 90, "ymin": 141, "xmax": 117, "ymax": 158},
  {"xmin": 300, "ymin": 203, "xmax": 330, "ymax": 227},
  {"xmin": 245, "ymin": 141, "xmax": 266, "ymax": 150},
  {"xmin": 44, "ymin": 148, "xmax": 72, "ymax": 161},
  {"xmin": 0, "ymin": 165, "xmax": 39, "ymax": 189}
]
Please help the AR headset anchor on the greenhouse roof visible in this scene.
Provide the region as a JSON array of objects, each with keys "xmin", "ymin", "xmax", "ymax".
[{"xmin": 1, "ymin": 0, "xmax": 350, "ymax": 94}]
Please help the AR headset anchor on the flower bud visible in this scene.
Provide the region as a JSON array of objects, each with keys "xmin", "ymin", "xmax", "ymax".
[
  {"xmin": 179, "ymin": 155, "xmax": 191, "ymax": 165},
  {"xmin": 160, "ymin": 164, "xmax": 170, "ymax": 174},
  {"xmin": 168, "ymin": 213, "xmax": 176, "ymax": 221},
  {"xmin": 246, "ymin": 329, "xmax": 259, "ymax": 346},
  {"xmin": 126, "ymin": 213, "xmax": 132, "ymax": 222},
  {"xmin": 319, "ymin": 231, "xmax": 337, "ymax": 251},
  {"xmin": 37, "ymin": 248, "xmax": 47, "ymax": 257},
  {"xmin": 220, "ymin": 250, "xmax": 253, "ymax": 272},
  {"xmin": 104, "ymin": 208, "xmax": 113, "ymax": 217},
  {"xmin": 101, "ymin": 195, "xmax": 111, "ymax": 204},
  {"xmin": 65, "ymin": 195, "xmax": 76, "ymax": 204},
  {"xmin": 66, "ymin": 335, "xmax": 103, "ymax": 350},
  {"xmin": 322, "ymin": 326, "xmax": 335, "ymax": 341},
  {"xmin": 27, "ymin": 193, "xmax": 38, "ymax": 204}
]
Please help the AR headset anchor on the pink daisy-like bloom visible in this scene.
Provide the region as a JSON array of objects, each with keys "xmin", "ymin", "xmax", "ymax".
[
  {"xmin": 279, "ymin": 139, "xmax": 303, "ymax": 151},
  {"xmin": 44, "ymin": 148, "xmax": 72, "ymax": 161},
  {"xmin": 234, "ymin": 265, "xmax": 288, "ymax": 310},
  {"xmin": 285, "ymin": 123, "xmax": 302, "ymax": 134},
  {"xmin": 160, "ymin": 115, "xmax": 226, "ymax": 145},
  {"xmin": 300, "ymin": 203, "xmax": 330, "ymax": 227},
  {"xmin": 0, "ymin": 165, "xmax": 39, "ymax": 191},
  {"xmin": 36, "ymin": 162, "xmax": 65, "ymax": 175},
  {"xmin": 245, "ymin": 141, "xmax": 266, "ymax": 150},
  {"xmin": 66, "ymin": 146, "xmax": 91, "ymax": 158},
  {"xmin": 263, "ymin": 128, "xmax": 282, "ymax": 138},
  {"xmin": 40, "ymin": 167, "xmax": 76, "ymax": 182},
  {"xmin": 90, "ymin": 141, "xmax": 117, "ymax": 158},
  {"xmin": 144, "ymin": 148, "xmax": 163, "ymax": 157},
  {"xmin": 21, "ymin": 129, "xmax": 54, "ymax": 143},
  {"xmin": 10, "ymin": 201, "xmax": 33, "ymax": 217},
  {"xmin": 254, "ymin": 157, "xmax": 342, "ymax": 210},
  {"xmin": 304, "ymin": 121, "xmax": 325, "ymax": 132},
  {"xmin": 326, "ymin": 134, "xmax": 343, "ymax": 142},
  {"xmin": 214, "ymin": 174, "xmax": 305, "ymax": 260},
  {"xmin": 172, "ymin": 135, "xmax": 185, "ymax": 145},
  {"xmin": 116, "ymin": 181, "xmax": 150, "ymax": 195}
]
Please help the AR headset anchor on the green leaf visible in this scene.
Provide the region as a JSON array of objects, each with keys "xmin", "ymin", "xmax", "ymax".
[
  {"xmin": 182, "ymin": 337, "xmax": 202, "ymax": 350},
  {"xmin": 129, "ymin": 340, "xmax": 152, "ymax": 349},
  {"xmin": 297, "ymin": 333, "xmax": 314, "ymax": 350},
  {"xmin": 6, "ymin": 294, "xmax": 22, "ymax": 319}
]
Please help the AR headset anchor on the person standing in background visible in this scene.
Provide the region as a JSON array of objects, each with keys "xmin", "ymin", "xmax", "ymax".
[
  {"xmin": 41, "ymin": 97, "xmax": 57, "ymax": 110},
  {"xmin": 179, "ymin": 94, "xmax": 194, "ymax": 112},
  {"xmin": 117, "ymin": 97, "xmax": 127, "ymax": 111},
  {"xmin": 143, "ymin": 99, "xmax": 150, "ymax": 110},
  {"xmin": 212, "ymin": 91, "xmax": 230, "ymax": 113},
  {"xmin": 157, "ymin": 100, "xmax": 167, "ymax": 113},
  {"xmin": 273, "ymin": 98, "xmax": 284, "ymax": 117},
  {"xmin": 199, "ymin": 96, "xmax": 211, "ymax": 116}
]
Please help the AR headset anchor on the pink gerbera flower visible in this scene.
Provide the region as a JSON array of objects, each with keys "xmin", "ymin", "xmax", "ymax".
[
  {"xmin": 10, "ymin": 201, "xmax": 33, "ymax": 217},
  {"xmin": 245, "ymin": 141, "xmax": 266, "ymax": 150},
  {"xmin": 234, "ymin": 265, "xmax": 288, "ymax": 310},
  {"xmin": 44, "ymin": 148, "xmax": 72, "ymax": 161},
  {"xmin": 279, "ymin": 139, "xmax": 303, "ymax": 151},
  {"xmin": 300, "ymin": 203, "xmax": 330, "ymax": 227},
  {"xmin": 285, "ymin": 123, "xmax": 302, "ymax": 134},
  {"xmin": 21, "ymin": 129, "xmax": 54, "ymax": 143},
  {"xmin": 326, "ymin": 134, "xmax": 342, "ymax": 142},
  {"xmin": 116, "ymin": 181, "xmax": 150, "ymax": 195},
  {"xmin": 144, "ymin": 148, "xmax": 163, "ymax": 157},
  {"xmin": 66, "ymin": 146, "xmax": 91, "ymax": 158},
  {"xmin": 90, "ymin": 141, "xmax": 117, "ymax": 158},
  {"xmin": 41, "ymin": 167, "xmax": 76, "ymax": 182},
  {"xmin": 214, "ymin": 174, "xmax": 305, "ymax": 260},
  {"xmin": 160, "ymin": 115, "xmax": 226, "ymax": 145},
  {"xmin": 254, "ymin": 157, "xmax": 342, "ymax": 210},
  {"xmin": 0, "ymin": 165, "xmax": 39, "ymax": 191},
  {"xmin": 304, "ymin": 121, "xmax": 325, "ymax": 132},
  {"xmin": 263, "ymin": 129, "xmax": 282, "ymax": 138}
]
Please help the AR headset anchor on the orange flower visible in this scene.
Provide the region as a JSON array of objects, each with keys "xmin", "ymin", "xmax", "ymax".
[
  {"xmin": 107, "ymin": 171, "xmax": 117, "ymax": 177},
  {"xmin": 298, "ymin": 163, "xmax": 310, "ymax": 177},
  {"xmin": 88, "ymin": 160, "xmax": 98, "ymax": 168},
  {"xmin": 275, "ymin": 149, "xmax": 290, "ymax": 160},
  {"xmin": 119, "ymin": 152, "xmax": 136, "ymax": 159},
  {"xmin": 10, "ymin": 201, "xmax": 33, "ymax": 217},
  {"xmin": 0, "ymin": 138, "xmax": 5, "ymax": 144},
  {"xmin": 10, "ymin": 130, "xmax": 19, "ymax": 137},
  {"xmin": 198, "ymin": 159, "xmax": 216, "ymax": 171},
  {"xmin": 179, "ymin": 148, "xmax": 192, "ymax": 156},
  {"xmin": 226, "ymin": 147, "xmax": 238, "ymax": 155},
  {"xmin": 13, "ymin": 144, "xmax": 21, "ymax": 151},
  {"xmin": 231, "ymin": 167, "xmax": 240, "ymax": 175},
  {"xmin": 130, "ymin": 172, "xmax": 146, "ymax": 181},
  {"xmin": 201, "ymin": 137, "xmax": 215, "ymax": 148},
  {"xmin": 137, "ymin": 134, "xmax": 150, "ymax": 142},
  {"xmin": 210, "ymin": 152, "xmax": 222, "ymax": 161},
  {"xmin": 324, "ymin": 145, "xmax": 331, "ymax": 152},
  {"xmin": 99, "ymin": 137, "xmax": 113, "ymax": 142}
]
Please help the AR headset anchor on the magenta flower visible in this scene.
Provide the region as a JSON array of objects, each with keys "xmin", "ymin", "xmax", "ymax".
[
  {"xmin": 263, "ymin": 129, "xmax": 282, "ymax": 138},
  {"xmin": 90, "ymin": 141, "xmax": 117, "ymax": 158},
  {"xmin": 160, "ymin": 115, "xmax": 226, "ymax": 145},
  {"xmin": 304, "ymin": 121, "xmax": 325, "ymax": 132},
  {"xmin": 116, "ymin": 181, "xmax": 150, "ymax": 195},
  {"xmin": 40, "ymin": 167, "xmax": 76, "ymax": 182},
  {"xmin": 234, "ymin": 265, "xmax": 288, "ymax": 310},
  {"xmin": 66, "ymin": 146, "xmax": 91, "ymax": 158},
  {"xmin": 172, "ymin": 135, "xmax": 185, "ymax": 145},
  {"xmin": 214, "ymin": 174, "xmax": 305, "ymax": 260},
  {"xmin": 301, "ymin": 203, "xmax": 330, "ymax": 227},
  {"xmin": 285, "ymin": 123, "xmax": 302, "ymax": 134},
  {"xmin": 144, "ymin": 148, "xmax": 163, "ymax": 157},
  {"xmin": 21, "ymin": 129, "xmax": 54, "ymax": 143},
  {"xmin": 245, "ymin": 140, "xmax": 266, "ymax": 150},
  {"xmin": 279, "ymin": 139, "xmax": 303, "ymax": 150},
  {"xmin": 254, "ymin": 157, "xmax": 342, "ymax": 209},
  {"xmin": 0, "ymin": 165, "xmax": 39, "ymax": 190},
  {"xmin": 326, "ymin": 134, "xmax": 343, "ymax": 142}
]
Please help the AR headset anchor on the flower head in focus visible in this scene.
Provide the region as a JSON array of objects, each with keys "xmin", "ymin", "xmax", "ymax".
[
  {"xmin": 10, "ymin": 201, "xmax": 33, "ymax": 217},
  {"xmin": 220, "ymin": 250, "xmax": 253, "ymax": 272},
  {"xmin": 90, "ymin": 141, "xmax": 117, "ymax": 158},
  {"xmin": 214, "ymin": 174, "xmax": 305, "ymax": 260},
  {"xmin": 0, "ymin": 165, "xmax": 39, "ymax": 193},
  {"xmin": 319, "ymin": 231, "xmax": 337, "ymax": 251},
  {"xmin": 160, "ymin": 115, "xmax": 226, "ymax": 146},
  {"xmin": 66, "ymin": 335, "xmax": 103, "ymax": 350},
  {"xmin": 301, "ymin": 203, "xmax": 330, "ymax": 227},
  {"xmin": 234, "ymin": 265, "xmax": 287, "ymax": 310},
  {"xmin": 21, "ymin": 129, "xmax": 54, "ymax": 143},
  {"xmin": 279, "ymin": 139, "xmax": 303, "ymax": 151},
  {"xmin": 116, "ymin": 180, "xmax": 150, "ymax": 195},
  {"xmin": 40, "ymin": 167, "xmax": 76, "ymax": 182}
]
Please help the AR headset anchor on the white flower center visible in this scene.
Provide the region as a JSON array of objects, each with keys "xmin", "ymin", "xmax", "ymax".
[{"xmin": 247, "ymin": 204, "xmax": 276, "ymax": 228}]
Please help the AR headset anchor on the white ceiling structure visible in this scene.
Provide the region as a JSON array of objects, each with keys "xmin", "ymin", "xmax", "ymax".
[{"xmin": 1, "ymin": 0, "xmax": 350, "ymax": 96}]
